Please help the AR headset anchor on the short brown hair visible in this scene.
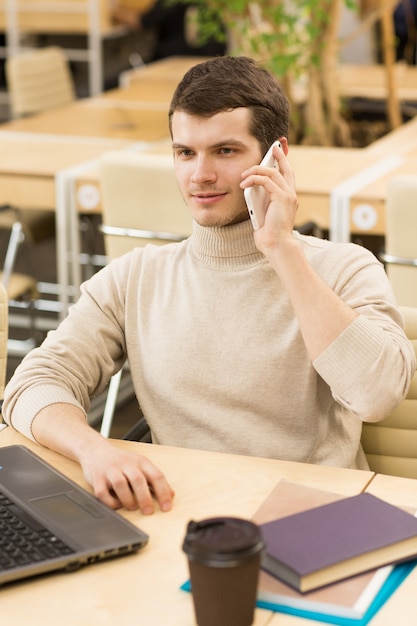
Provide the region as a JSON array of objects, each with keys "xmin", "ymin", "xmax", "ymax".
[{"xmin": 168, "ymin": 56, "xmax": 290, "ymax": 157}]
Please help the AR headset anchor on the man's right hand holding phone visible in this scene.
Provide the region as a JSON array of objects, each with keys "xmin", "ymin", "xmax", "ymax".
[{"xmin": 241, "ymin": 138, "xmax": 298, "ymax": 254}]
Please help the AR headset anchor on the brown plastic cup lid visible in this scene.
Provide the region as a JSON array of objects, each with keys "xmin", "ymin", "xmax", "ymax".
[{"xmin": 182, "ymin": 517, "xmax": 265, "ymax": 567}]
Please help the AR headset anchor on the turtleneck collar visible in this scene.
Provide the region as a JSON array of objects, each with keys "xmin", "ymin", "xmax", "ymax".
[{"xmin": 190, "ymin": 218, "xmax": 266, "ymax": 270}]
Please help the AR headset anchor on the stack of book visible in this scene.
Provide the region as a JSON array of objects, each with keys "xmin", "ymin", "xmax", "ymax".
[{"xmin": 252, "ymin": 480, "xmax": 417, "ymax": 625}]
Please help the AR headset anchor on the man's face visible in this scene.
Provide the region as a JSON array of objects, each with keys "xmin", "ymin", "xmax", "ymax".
[{"xmin": 171, "ymin": 108, "xmax": 263, "ymax": 227}]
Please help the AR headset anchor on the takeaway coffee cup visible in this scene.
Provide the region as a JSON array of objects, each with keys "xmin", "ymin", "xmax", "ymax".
[{"xmin": 182, "ymin": 516, "xmax": 265, "ymax": 626}]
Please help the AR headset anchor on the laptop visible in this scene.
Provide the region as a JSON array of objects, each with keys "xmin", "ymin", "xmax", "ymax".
[{"xmin": 0, "ymin": 445, "xmax": 149, "ymax": 586}]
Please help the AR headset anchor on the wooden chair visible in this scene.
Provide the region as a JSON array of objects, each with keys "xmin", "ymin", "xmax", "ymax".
[
  {"xmin": 98, "ymin": 149, "xmax": 192, "ymax": 437},
  {"xmin": 361, "ymin": 305, "xmax": 417, "ymax": 478},
  {"xmin": 379, "ymin": 176, "xmax": 417, "ymax": 307}
]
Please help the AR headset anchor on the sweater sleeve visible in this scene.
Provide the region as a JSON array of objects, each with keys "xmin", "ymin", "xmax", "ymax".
[
  {"xmin": 1, "ymin": 252, "xmax": 134, "ymax": 440},
  {"xmin": 313, "ymin": 313, "xmax": 415, "ymax": 421},
  {"xmin": 310, "ymin": 242, "xmax": 416, "ymax": 422}
]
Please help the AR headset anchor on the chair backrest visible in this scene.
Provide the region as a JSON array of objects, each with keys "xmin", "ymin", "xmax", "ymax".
[
  {"xmin": 0, "ymin": 283, "xmax": 8, "ymax": 402},
  {"xmin": 6, "ymin": 46, "xmax": 76, "ymax": 117},
  {"xmin": 98, "ymin": 149, "xmax": 192, "ymax": 438},
  {"xmin": 381, "ymin": 175, "xmax": 417, "ymax": 307},
  {"xmin": 99, "ymin": 150, "xmax": 192, "ymax": 260},
  {"xmin": 361, "ymin": 305, "xmax": 417, "ymax": 478}
]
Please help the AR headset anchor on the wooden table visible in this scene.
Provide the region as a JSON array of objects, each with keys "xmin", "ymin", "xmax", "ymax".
[
  {"xmin": 1, "ymin": 99, "xmax": 171, "ymax": 142},
  {"xmin": 0, "ymin": 131, "xmax": 138, "ymax": 210},
  {"xmin": 0, "ymin": 427, "xmax": 374, "ymax": 626},
  {"xmin": 337, "ymin": 63, "xmax": 417, "ymax": 103},
  {"xmin": 292, "ymin": 63, "xmax": 417, "ymax": 106},
  {"xmin": 118, "ymin": 55, "xmax": 212, "ymax": 87},
  {"xmin": 97, "ymin": 79, "xmax": 178, "ymax": 107}
]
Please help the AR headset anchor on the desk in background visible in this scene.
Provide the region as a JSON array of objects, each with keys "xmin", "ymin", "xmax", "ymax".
[
  {"xmin": 0, "ymin": 427, "xmax": 374, "ymax": 626},
  {"xmin": 99, "ymin": 79, "xmax": 178, "ymax": 107},
  {"xmin": 291, "ymin": 63, "xmax": 417, "ymax": 107},
  {"xmin": 337, "ymin": 63, "xmax": 417, "ymax": 103},
  {"xmin": 118, "ymin": 55, "xmax": 212, "ymax": 87},
  {"xmin": 1, "ymin": 99, "xmax": 170, "ymax": 142}
]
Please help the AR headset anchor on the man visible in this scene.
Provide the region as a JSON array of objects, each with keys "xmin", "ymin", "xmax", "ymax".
[{"xmin": 2, "ymin": 56, "xmax": 415, "ymax": 515}]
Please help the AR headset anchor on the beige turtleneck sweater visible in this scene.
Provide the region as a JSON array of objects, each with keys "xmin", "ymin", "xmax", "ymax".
[{"xmin": 3, "ymin": 220, "xmax": 415, "ymax": 469}]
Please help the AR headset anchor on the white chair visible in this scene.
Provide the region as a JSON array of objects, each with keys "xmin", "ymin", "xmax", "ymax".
[
  {"xmin": 379, "ymin": 176, "xmax": 417, "ymax": 307},
  {"xmin": 5, "ymin": 46, "xmax": 75, "ymax": 118},
  {"xmin": 98, "ymin": 149, "xmax": 192, "ymax": 437},
  {"xmin": 99, "ymin": 149, "xmax": 192, "ymax": 256},
  {"xmin": 0, "ymin": 214, "xmax": 38, "ymax": 300},
  {"xmin": 0, "ymin": 282, "xmax": 8, "ymax": 404},
  {"xmin": 361, "ymin": 305, "xmax": 417, "ymax": 478},
  {"xmin": 0, "ymin": 212, "xmax": 39, "ymax": 356}
]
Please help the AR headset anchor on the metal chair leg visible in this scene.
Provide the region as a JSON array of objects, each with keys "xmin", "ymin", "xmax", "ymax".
[{"xmin": 100, "ymin": 369, "xmax": 123, "ymax": 437}]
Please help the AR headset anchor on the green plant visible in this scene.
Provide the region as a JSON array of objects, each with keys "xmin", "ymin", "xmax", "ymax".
[{"xmin": 169, "ymin": 0, "xmax": 401, "ymax": 146}]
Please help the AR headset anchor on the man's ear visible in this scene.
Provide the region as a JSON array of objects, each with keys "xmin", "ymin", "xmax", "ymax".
[{"xmin": 279, "ymin": 137, "xmax": 289, "ymax": 156}]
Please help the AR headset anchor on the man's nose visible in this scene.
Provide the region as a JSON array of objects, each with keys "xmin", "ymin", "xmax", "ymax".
[{"xmin": 191, "ymin": 156, "xmax": 217, "ymax": 184}]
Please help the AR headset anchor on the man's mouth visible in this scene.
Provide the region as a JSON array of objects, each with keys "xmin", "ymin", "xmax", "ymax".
[{"xmin": 191, "ymin": 192, "xmax": 227, "ymax": 205}]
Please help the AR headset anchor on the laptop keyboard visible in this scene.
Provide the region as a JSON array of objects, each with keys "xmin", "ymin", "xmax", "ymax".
[{"xmin": 0, "ymin": 490, "xmax": 75, "ymax": 571}]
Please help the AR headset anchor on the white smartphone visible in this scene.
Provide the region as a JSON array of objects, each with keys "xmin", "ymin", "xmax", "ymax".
[{"xmin": 244, "ymin": 140, "xmax": 282, "ymax": 230}]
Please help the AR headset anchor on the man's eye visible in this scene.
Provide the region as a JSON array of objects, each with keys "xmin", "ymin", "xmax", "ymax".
[
  {"xmin": 177, "ymin": 149, "xmax": 193, "ymax": 158},
  {"xmin": 219, "ymin": 148, "xmax": 234, "ymax": 155}
]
